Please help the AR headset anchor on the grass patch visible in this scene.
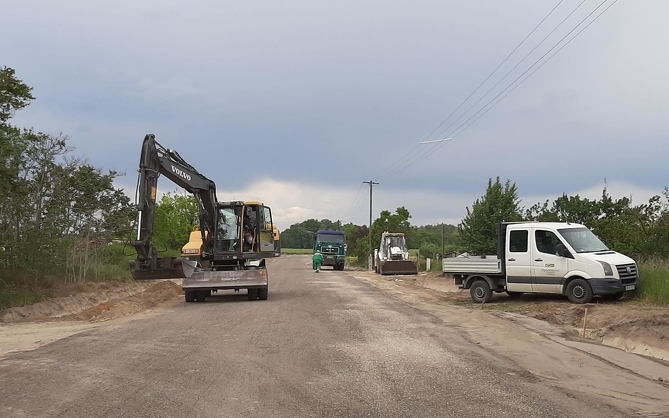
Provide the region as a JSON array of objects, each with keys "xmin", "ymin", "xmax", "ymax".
[
  {"xmin": 0, "ymin": 284, "xmax": 46, "ymax": 311},
  {"xmin": 638, "ymin": 261, "xmax": 669, "ymax": 305}
]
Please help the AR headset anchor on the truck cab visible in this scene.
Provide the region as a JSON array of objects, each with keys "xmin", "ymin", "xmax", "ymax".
[
  {"xmin": 313, "ymin": 229, "xmax": 346, "ymax": 271},
  {"xmin": 444, "ymin": 222, "xmax": 638, "ymax": 304}
]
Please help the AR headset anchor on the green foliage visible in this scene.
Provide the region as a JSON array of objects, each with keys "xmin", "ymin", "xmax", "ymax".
[
  {"xmin": 0, "ymin": 67, "xmax": 34, "ymax": 123},
  {"xmin": 459, "ymin": 177, "xmax": 522, "ymax": 254},
  {"xmin": 0, "ymin": 68, "xmax": 135, "ymax": 285},
  {"xmin": 153, "ymin": 191, "xmax": 199, "ymax": 250},
  {"xmin": 280, "ymin": 219, "xmax": 343, "ymax": 249},
  {"xmin": 0, "ymin": 284, "xmax": 45, "ymax": 311},
  {"xmin": 638, "ymin": 261, "xmax": 669, "ymax": 305},
  {"xmin": 408, "ymin": 223, "xmax": 459, "ymax": 257},
  {"xmin": 524, "ymin": 187, "xmax": 669, "ymax": 261},
  {"xmin": 370, "ymin": 206, "xmax": 412, "ymax": 251}
]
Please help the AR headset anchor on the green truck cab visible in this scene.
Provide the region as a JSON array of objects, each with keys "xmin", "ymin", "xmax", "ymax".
[{"xmin": 313, "ymin": 229, "xmax": 346, "ymax": 271}]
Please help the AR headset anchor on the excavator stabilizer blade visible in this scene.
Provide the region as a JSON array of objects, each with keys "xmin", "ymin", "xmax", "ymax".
[
  {"xmin": 130, "ymin": 257, "xmax": 197, "ymax": 280},
  {"xmin": 182, "ymin": 268, "xmax": 268, "ymax": 290},
  {"xmin": 379, "ymin": 260, "xmax": 418, "ymax": 275}
]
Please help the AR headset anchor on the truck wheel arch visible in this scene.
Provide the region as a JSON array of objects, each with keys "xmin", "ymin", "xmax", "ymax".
[
  {"xmin": 464, "ymin": 275, "xmax": 496, "ymax": 291},
  {"xmin": 562, "ymin": 271, "xmax": 591, "ymax": 293}
]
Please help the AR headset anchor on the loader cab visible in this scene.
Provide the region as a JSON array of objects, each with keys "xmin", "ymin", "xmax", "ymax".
[{"xmin": 213, "ymin": 201, "xmax": 276, "ymax": 257}]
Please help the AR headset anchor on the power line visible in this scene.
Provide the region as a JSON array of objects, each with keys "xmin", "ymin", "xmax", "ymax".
[
  {"xmin": 433, "ymin": 0, "xmax": 589, "ymax": 141},
  {"xmin": 445, "ymin": 0, "xmax": 615, "ymax": 140},
  {"xmin": 420, "ymin": 0, "xmax": 568, "ymax": 144},
  {"xmin": 377, "ymin": 0, "xmax": 574, "ymax": 180},
  {"xmin": 452, "ymin": 0, "xmax": 621, "ymax": 139},
  {"xmin": 383, "ymin": 0, "xmax": 619, "ymax": 177}
]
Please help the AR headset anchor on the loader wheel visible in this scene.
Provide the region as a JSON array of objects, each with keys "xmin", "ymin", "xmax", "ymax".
[
  {"xmin": 258, "ymin": 286, "xmax": 268, "ymax": 300},
  {"xmin": 566, "ymin": 279, "xmax": 593, "ymax": 304},
  {"xmin": 470, "ymin": 280, "xmax": 493, "ymax": 304},
  {"xmin": 185, "ymin": 291, "xmax": 196, "ymax": 303},
  {"xmin": 247, "ymin": 288, "xmax": 258, "ymax": 301},
  {"xmin": 195, "ymin": 290, "xmax": 208, "ymax": 302}
]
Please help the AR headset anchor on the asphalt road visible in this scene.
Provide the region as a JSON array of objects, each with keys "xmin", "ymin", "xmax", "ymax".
[{"xmin": 0, "ymin": 256, "xmax": 629, "ymax": 417}]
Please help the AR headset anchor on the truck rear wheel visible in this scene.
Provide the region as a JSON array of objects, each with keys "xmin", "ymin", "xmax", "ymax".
[
  {"xmin": 470, "ymin": 280, "xmax": 493, "ymax": 303},
  {"xmin": 566, "ymin": 279, "xmax": 593, "ymax": 304},
  {"xmin": 258, "ymin": 286, "xmax": 268, "ymax": 300},
  {"xmin": 247, "ymin": 288, "xmax": 258, "ymax": 301}
]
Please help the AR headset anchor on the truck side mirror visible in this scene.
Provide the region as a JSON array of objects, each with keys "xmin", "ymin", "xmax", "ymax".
[{"xmin": 555, "ymin": 243, "xmax": 572, "ymax": 258}]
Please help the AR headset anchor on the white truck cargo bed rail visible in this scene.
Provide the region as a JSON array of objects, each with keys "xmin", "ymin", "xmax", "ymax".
[{"xmin": 442, "ymin": 254, "xmax": 502, "ymax": 275}]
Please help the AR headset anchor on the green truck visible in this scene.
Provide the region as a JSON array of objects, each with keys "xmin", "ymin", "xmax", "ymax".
[{"xmin": 313, "ymin": 229, "xmax": 346, "ymax": 271}]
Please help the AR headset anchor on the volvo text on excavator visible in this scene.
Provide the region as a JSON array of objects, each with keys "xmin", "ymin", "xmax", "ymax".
[{"xmin": 130, "ymin": 134, "xmax": 280, "ymax": 302}]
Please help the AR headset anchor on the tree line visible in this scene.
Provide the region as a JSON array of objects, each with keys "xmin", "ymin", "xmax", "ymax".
[
  {"xmin": 282, "ymin": 177, "xmax": 669, "ymax": 264},
  {"xmin": 1, "ymin": 67, "xmax": 136, "ymax": 284}
]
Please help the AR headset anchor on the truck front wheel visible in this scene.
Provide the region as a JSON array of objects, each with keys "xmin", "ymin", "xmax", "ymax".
[
  {"xmin": 566, "ymin": 279, "xmax": 593, "ymax": 304},
  {"xmin": 470, "ymin": 280, "xmax": 493, "ymax": 303}
]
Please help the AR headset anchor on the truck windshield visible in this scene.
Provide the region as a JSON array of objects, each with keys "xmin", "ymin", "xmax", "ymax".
[
  {"xmin": 317, "ymin": 234, "xmax": 344, "ymax": 244},
  {"xmin": 557, "ymin": 227, "xmax": 609, "ymax": 253}
]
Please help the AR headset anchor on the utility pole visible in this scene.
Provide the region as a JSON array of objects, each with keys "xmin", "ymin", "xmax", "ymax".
[{"xmin": 363, "ymin": 180, "xmax": 379, "ymax": 269}]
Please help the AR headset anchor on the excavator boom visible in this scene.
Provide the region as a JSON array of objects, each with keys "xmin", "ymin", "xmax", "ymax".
[{"xmin": 130, "ymin": 134, "xmax": 217, "ymax": 280}]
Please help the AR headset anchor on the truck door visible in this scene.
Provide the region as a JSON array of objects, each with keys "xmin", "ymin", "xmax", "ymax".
[
  {"xmin": 258, "ymin": 206, "xmax": 275, "ymax": 252},
  {"xmin": 505, "ymin": 228, "xmax": 533, "ymax": 293},
  {"xmin": 530, "ymin": 228, "xmax": 568, "ymax": 293}
]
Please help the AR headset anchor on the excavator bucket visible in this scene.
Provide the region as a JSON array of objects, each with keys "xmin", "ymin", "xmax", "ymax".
[
  {"xmin": 130, "ymin": 257, "xmax": 197, "ymax": 280},
  {"xmin": 379, "ymin": 260, "xmax": 418, "ymax": 275}
]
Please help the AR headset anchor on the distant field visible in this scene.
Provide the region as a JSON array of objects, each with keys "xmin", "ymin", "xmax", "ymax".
[{"xmin": 281, "ymin": 248, "xmax": 313, "ymax": 255}]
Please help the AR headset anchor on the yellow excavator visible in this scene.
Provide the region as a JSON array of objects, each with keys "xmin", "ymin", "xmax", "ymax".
[{"xmin": 130, "ymin": 134, "xmax": 281, "ymax": 302}]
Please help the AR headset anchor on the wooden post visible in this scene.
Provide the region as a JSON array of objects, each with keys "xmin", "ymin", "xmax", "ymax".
[{"xmin": 582, "ymin": 307, "xmax": 589, "ymax": 338}]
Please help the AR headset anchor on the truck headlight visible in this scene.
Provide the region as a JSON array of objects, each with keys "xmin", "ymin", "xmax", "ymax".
[{"xmin": 597, "ymin": 261, "xmax": 613, "ymax": 276}]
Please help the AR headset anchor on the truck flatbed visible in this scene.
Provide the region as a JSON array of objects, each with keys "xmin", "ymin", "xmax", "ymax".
[{"xmin": 442, "ymin": 254, "xmax": 502, "ymax": 275}]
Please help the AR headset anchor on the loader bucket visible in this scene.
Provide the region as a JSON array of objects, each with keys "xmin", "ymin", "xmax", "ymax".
[
  {"xmin": 379, "ymin": 260, "xmax": 418, "ymax": 275},
  {"xmin": 130, "ymin": 257, "xmax": 197, "ymax": 280}
]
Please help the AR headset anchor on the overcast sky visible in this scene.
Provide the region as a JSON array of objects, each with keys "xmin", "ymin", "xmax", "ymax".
[{"xmin": 3, "ymin": 0, "xmax": 667, "ymax": 228}]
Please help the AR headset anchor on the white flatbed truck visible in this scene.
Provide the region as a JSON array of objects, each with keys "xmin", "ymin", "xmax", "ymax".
[{"xmin": 443, "ymin": 222, "xmax": 639, "ymax": 304}]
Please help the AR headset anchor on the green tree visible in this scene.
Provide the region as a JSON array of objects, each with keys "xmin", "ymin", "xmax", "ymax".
[
  {"xmin": 153, "ymin": 192, "xmax": 199, "ymax": 250},
  {"xmin": 0, "ymin": 67, "xmax": 34, "ymax": 123},
  {"xmin": 370, "ymin": 206, "xmax": 412, "ymax": 251},
  {"xmin": 459, "ymin": 177, "xmax": 522, "ymax": 254}
]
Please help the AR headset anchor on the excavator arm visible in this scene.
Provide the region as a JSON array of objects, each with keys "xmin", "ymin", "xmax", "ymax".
[{"xmin": 130, "ymin": 134, "xmax": 217, "ymax": 280}]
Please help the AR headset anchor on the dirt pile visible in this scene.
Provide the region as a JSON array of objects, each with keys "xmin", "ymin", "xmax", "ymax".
[{"xmin": 0, "ymin": 280, "xmax": 183, "ymax": 323}]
